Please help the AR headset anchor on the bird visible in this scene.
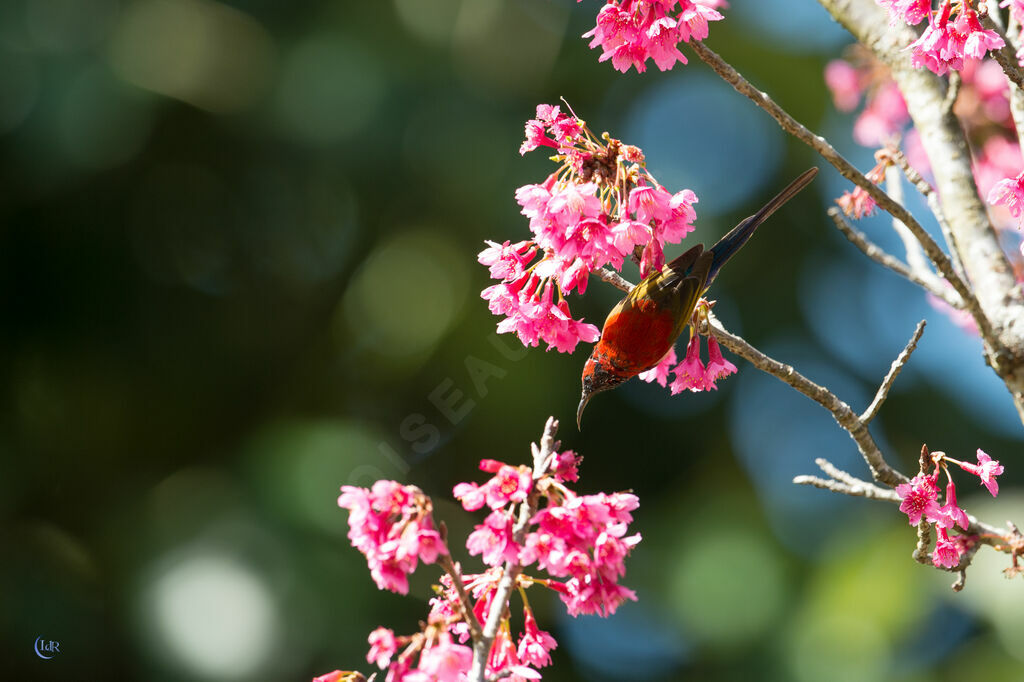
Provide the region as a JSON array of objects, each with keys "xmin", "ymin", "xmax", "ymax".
[{"xmin": 577, "ymin": 167, "xmax": 818, "ymax": 429}]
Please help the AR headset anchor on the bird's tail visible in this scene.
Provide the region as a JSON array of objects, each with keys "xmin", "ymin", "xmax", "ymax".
[{"xmin": 706, "ymin": 167, "xmax": 818, "ymax": 285}]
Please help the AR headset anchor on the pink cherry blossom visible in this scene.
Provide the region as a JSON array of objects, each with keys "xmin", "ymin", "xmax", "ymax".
[
  {"xmin": 836, "ymin": 186, "xmax": 878, "ymax": 219},
  {"xmin": 877, "ymin": 0, "xmax": 932, "ymax": 25},
  {"xmin": 987, "ymin": 171, "xmax": 1024, "ymax": 224},
  {"xmin": 958, "ymin": 7, "xmax": 1004, "ymax": 60},
  {"xmin": 467, "ymin": 510, "xmax": 521, "ymax": 567},
  {"xmin": 824, "ymin": 59, "xmax": 863, "ymax": 112},
  {"xmin": 932, "ymin": 526, "xmax": 966, "ymax": 568},
  {"xmin": 853, "ymin": 81, "xmax": 909, "ymax": 146},
  {"xmin": 417, "ymin": 632, "xmax": 473, "ymax": 681},
  {"xmin": 1003, "ymin": 0, "xmax": 1024, "ymax": 24},
  {"xmin": 518, "ymin": 610, "xmax": 558, "ymax": 668},
  {"xmin": 638, "ymin": 346, "xmax": 678, "ymax": 387},
  {"xmin": 958, "ymin": 449, "xmax": 1004, "ymax": 496},
  {"xmin": 484, "ymin": 465, "xmax": 533, "ymax": 509},
  {"xmin": 895, "ymin": 473, "xmax": 943, "ymax": 526},
  {"xmin": 551, "ymin": 449, "xmax": 582, "ymax": 483},
  {"xmin": 703, "ymin": 336, "xmax": 738, "ymax": 385},
  {"xmin": 367, "ymin": 627, "xmax": 398, "ymax": 669},
  {"xmin": 312, "ymin": 671, "xmax": 346, "ymax": 682},
  {"xmin": 937, "ymin": 479, "xmax": 970, "ymax": 531},
  {"xmin": 669, "ymin": 334, "xmax": 709, "ymax": 394},
  {"xmin": 908, "ymin": 3, "xmax": 966, "ymax": 76},
  {"xmin": 478, "ymin": 240, "xmax": 536, "ymax": 280}
]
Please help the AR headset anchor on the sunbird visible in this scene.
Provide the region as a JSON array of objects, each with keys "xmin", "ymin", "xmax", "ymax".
[{"xmin": 577, "ymin": 167, "xmax": 818, "ymax": 428}]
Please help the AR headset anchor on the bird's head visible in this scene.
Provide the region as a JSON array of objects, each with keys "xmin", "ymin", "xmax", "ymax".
[{"xmin": 578, "ymin": 356, "xmax": 629, "ymax": 430}]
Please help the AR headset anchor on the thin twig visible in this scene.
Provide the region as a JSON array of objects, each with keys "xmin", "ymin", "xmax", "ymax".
[
  {"xmin": 885, "ymin": 163, "xmax": 936, "ymax": 287},
  {"xmin": 437, "ymin": 553, "xmax": 483, "ymax": 641},
  {"xmin": 793, "ymin": 474, "xmax": 899, "ymax": 500},
  {"xmin": 826, "ymin": 208, "xmax": 961, "ymax": 307},
  {"xmin": 688, "ymin": 39, "xmax": 995, "ymax": 346},
  {"xmin": 861, "ymin": 320, "xmax": 926, "ymax": 424},
  {"xmin": 706, "ymin": 309, "xmax": 907, "ymax": 486}
]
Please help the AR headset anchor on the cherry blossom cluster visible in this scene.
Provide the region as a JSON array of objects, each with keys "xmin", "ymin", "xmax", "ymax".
[
  {"xmin": 580, "ymin": 0, "xmax": 727, "ymax": 73},
  {"xmin": 481, "ymin": 103, "xmax": 699, "ymax": 353},
  {"xmin": 877, "ymin": 1, "xmax": 1004, "ymax": 74},
  {"xmin": 322, "ymin": 425, "xmax": 640, "ymax": 681},
  {"xmin": 895, "ymin": 446, "xmax": 1004, "ymax": 569},
  {"xmin": 637, "ymin": 302, "xmax": 737, "ymax": 393},
  {"xmin": 337, "ymin": 481, "xmax": 446, "ymax": 595},
  {"xmin": 453, "ymin": 454, "xmax": 641, "ymax": 618}
]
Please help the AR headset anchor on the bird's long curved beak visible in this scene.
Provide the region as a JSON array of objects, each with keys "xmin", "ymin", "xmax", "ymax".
[{"xmin": 576, "ymin": 391, "xmax": 591, "ymax": 430}]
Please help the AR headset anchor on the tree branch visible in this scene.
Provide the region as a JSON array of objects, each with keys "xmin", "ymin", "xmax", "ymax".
[
  {"xmin": 861, "ymin": 320, "xmax": 926, "ymax": 424},
  {"xmin": 826, "ymin": 208, "xmax": 960, "ymax": 308},
  {"xmin": 705, "ymin": 309, "xmax": 908, "ymax": 486},
  {"xmin": 469, "ymin": 417, "xmax": 559, "ymax": 682},
  {"xmin": 817, "ymin": 0, "xmax": 1024, "ymax": 425}
]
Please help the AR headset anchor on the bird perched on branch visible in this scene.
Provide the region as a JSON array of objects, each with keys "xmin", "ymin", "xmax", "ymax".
[{"xmin": 577, "ymin": 167, "xmax": 819, "ymax": 428}]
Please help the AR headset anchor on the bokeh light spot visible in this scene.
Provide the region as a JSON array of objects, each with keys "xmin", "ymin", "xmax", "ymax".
[
  {"xmin": 273, "ymin": 33, "xmax": 384, "ymax": 145},
  {"xmin": 108, "ymin": 0, "xmax": 274, "ymax": 113},
  {"xmin": 668, "ymin": 525, "xmax": 788, "ymax": 646},
  {"xmin": 244, "ymin": 419, "xmax": 393, "ymax": 537},
  {"xmin": 140, "ymin": 551, "xmax": 281, "ymax": 680},
  {"xmin": 57, "ymin": 65, "xmax": 153, "ymax": 169},
  {"xmin": 338, "ymin": 228, "xmax": 469, "ymax": 361},
  {"xmin": 393, "ymin": 0, "xmax": 463, "ymax": 45},
  {"xmin": 623, "ymin": 74, "xmax": 784, "ymax": 214}
]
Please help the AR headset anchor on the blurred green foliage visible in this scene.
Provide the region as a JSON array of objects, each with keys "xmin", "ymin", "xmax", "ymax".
[{"xmin": 2, "ymin": 1, "xmax": 1022, "ymax": 681}]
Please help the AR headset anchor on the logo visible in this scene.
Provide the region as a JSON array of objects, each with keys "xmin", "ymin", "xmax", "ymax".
[{"xmin": 34, "ymin": 637, "xmax": 60, "ymax": 660}]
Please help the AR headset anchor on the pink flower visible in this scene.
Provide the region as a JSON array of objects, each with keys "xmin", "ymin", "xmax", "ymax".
[
  {"xmin": 987, "ymin": 171, "xmax": 1024, "ymax": 224},
  {"xmin": 551, "ymin": 449, "xmax": 582, "ymax": 483},
  {"xmin": 958, "ymin": 449, "xmax": 1004, "ymax": 496},
  {"xmin": 958, "ymin": 8, "xmax": 1004, "ymax": 60},
  {"xmin": 895, "ymin": 473, "xmax": 942, "ymax": 526},
  {"xmin": 478, "ymin": 240, "xmax": 536, "ymax": 280},
  {"xmin": 853, "ymin": 81, "xmax": 909, "ymax": 146},
  {"xmin": 367, "ymin": 627, "xmax": 398, "ymax": 669},
  {"xmin": 937, "ymin": 479, "xmax": 970, "ymax": 531},
  {"xmin": 932, "ymin": 526, "xmax": 966, "ymax": 568},
  {"xmin": 467, "ymin": 510, "xmax": 521, "ymax": 567},
  {"xmin": 638, "ymin": 346, "xmax": 678, "ymax": 387},
  {"xmin": 485, "ymin": 465, "xmax": 533, "ymax": 509},
  {"xmin": 520, "ymin": 104, "xmax": 582, "ymax": 155},
  {"xmin": 909, "ymin": 4, "xmax": 965, "ymax": 76},
  {"xmin": 524, "ymin": 491, "xmax": 641, "ymax": 616},
  {"xmin": 669, "ymin": 334, "xmax": 708, "ymax": 394},
  {"xmin": 877, "ymin": 0, "xmax": 932, "ymax": 25},
  {"xmin": 417, "ymin": 632, "xmax": 473, "ymax": 681},
  {"xmin": 312, "ymin": 672, "xmax": 346, "ymax": 682},
  {"xmin": 337, "ymin": 481, "xmax": 447, "ymax": 594},
  {"xmin": 824, "ymin": 59, "xmax": 863, "ymax": 112},
  {"xmin": 836, "ymin": 186, "xmax": 877, "ymax": 219},
  {"xmin": 582, "ymin": 0, "xmax": 722, "ymax": 74},
  {"xmin": 703, "ymin": 336, "xmax": 737, "ymax": 385},
  {"xmin": 1003, "ymin": 0, "xmax": 1024, "ymax": 25},
  {"xmin": 517, "ymin": 610, "xmax": 558, "ymax": 668},
  {"xmin": 453, "ymin": 481, "xmax": 487, "ymax": 511}
]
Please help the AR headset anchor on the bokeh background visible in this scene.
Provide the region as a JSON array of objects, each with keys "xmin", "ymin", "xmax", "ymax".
[{"xmin": 2, "ymin": 1, "xmax": 1023, "ymax": 680}]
